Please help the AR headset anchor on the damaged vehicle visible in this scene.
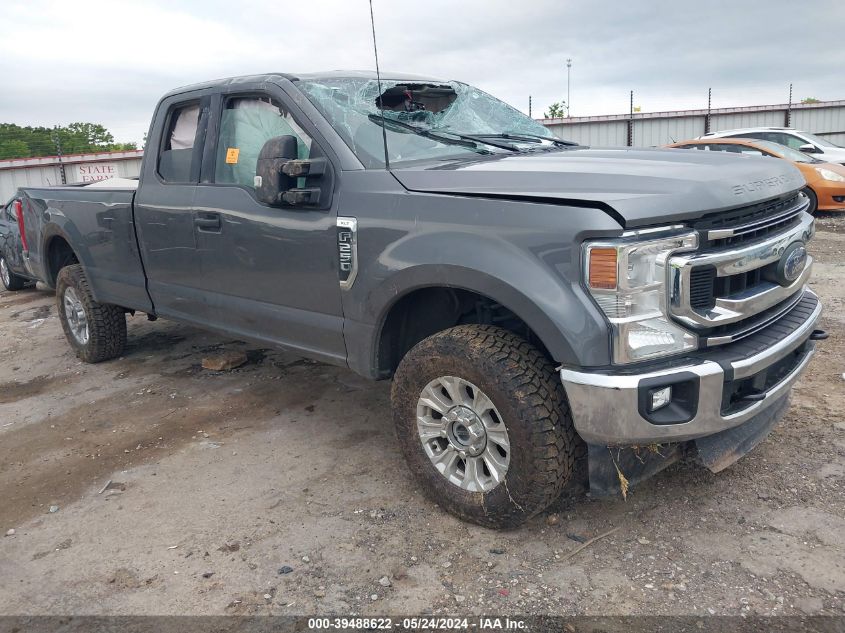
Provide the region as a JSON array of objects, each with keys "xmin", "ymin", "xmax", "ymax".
[
  {"xmin": 14, "ymin": 71, "xmax": 824, "ymax": 527},
  {"xmin": 0, "ymin": 196, "xmax": 38, "ymax": 291}
]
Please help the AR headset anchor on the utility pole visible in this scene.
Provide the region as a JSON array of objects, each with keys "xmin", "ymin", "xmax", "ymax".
[
  {"xmin": 705, "ymin": 87, "xmax": 712, "ymax": 135},
  {"xmin": 627, "ymin": 90, "xmax": 634, "ymax": 147},
  {"xmin": 529, "ymin": 95, "xmax": 532, "ymax": 118},
  {"xmin": 52, "ymin": 126, "xmax": 67, "ymax": 185},
  {"xmin": 566, "ymin": 58, "xmax": 572, "ymax": 117},
  {"xmin": 786, "ymin": 83, "xmax": 793, "ymax": 127}
]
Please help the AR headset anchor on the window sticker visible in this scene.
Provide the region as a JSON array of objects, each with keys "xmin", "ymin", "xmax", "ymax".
[{"xmin": 225, "ymin": 148, "xmax": 240, "ymax": 164}]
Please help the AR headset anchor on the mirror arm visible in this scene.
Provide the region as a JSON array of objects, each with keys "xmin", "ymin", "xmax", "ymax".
[
  {"xmin": 282, "ymin": 158, "xmax": 326, "ymax": 178},
  {"xmin": 282, "ymin": 188, "xmax": 322, "ymax": 206}
]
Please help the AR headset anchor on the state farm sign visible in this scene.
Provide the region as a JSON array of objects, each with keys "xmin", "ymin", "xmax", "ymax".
[{"xmin": 75, "ymin": 163, "xmax": 119, "ymax": 182}]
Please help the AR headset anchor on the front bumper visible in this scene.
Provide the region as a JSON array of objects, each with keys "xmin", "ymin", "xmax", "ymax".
[
  {"xmin": 560, "ymin": 290, "xmax": 822, "ymax": 446},
  {"xmin": 817, "ymin": 184, "xmax": 845, "ymax": 211}
]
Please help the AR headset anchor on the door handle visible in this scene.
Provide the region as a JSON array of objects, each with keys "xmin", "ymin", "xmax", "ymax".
[{"xmin": 194, "ymin": 213, "xmax": 221, "ymax": 232}]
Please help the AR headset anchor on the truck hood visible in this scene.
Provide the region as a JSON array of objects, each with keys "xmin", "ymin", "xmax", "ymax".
[{"xmin": 391, "ymin": 147, "xmax": 806, "ymax": 228}]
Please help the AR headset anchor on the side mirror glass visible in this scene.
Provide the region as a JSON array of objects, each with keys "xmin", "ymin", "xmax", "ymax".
[
  {"xmin": 255, "ymin": 135, "xmax": 298, "ymax": 206},
  {"xmin": 798, "ymin": 143, "xmax": 819, "ymax": 154}
]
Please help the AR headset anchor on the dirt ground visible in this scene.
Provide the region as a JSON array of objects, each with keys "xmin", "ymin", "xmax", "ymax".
[{"xmin": 0, "ymin": 215, "xmax": 843, "ymax": 617}]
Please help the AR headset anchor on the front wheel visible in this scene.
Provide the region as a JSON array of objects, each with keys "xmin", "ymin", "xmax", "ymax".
[
  {"xmin": 802, "ymin": 187, "xmax": 818, "ymax": 215},
  {"xmin": 56, "ymin": 264, "xmax": 127, "ymax": 363},
  {"xmin": 391, "ymin": 325, "xmax": 581, "ymax": 528},
  {"xmin": 0, "ymin": 254, "xmax": 26, "ymax": 291}
]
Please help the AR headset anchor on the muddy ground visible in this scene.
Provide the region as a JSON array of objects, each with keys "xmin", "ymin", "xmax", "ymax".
[{"xmin": 0, "ymin": 215, "xmax": 843, "ymax": 617}]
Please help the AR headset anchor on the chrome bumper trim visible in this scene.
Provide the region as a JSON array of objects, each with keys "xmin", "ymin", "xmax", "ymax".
[{"xmin": 560, "ymin": 298, "xmax": 820, "ymax": 445}]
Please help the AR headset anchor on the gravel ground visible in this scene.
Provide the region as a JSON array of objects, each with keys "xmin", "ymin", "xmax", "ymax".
[{"xmin": 0, "ymin": 215, "xmax": 843, "ymax": 617}]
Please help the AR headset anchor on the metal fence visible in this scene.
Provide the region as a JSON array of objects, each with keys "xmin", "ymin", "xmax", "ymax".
[{"xmin": 541, "ymin": 99, "xmax": 845, "ymax": 148}]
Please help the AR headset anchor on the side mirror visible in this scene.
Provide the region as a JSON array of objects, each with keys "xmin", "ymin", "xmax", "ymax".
[
  {"xmin": 799, "ymin": 143, "xmax": 819, "ymax": 154},
  {"xmin": 255, "ymin": 135, "xmax": 298, "ymax": 206}
]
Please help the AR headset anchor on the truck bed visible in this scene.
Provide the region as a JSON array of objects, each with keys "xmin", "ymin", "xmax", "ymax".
[{"xmin": 18, "ymin": 186, "xmax": 152, "ymax": 313}]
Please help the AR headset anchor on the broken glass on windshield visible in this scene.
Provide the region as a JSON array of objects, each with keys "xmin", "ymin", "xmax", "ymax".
[{"xmin": 297, "ymin": 77, "xmax": 562, "ymax": 168}]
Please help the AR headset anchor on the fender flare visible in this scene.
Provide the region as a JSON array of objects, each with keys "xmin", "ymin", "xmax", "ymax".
[
  {"xmin": 40, "ymin": 221, "xmax": 84, "ymax": 288},
  {"xmin": 359, "ymin": 255, "xmax": 610, "ymax": 377}
]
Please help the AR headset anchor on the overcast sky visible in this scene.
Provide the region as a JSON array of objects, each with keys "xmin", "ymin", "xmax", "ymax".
[{"xmin": 1, "ymin": 0, "xmax": 843, "ymax": 144}]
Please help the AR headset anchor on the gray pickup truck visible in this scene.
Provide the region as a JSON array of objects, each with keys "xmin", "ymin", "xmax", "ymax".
[{"xmin": 14, "ymin": 71, "xmax": 824, "ymax": 527}]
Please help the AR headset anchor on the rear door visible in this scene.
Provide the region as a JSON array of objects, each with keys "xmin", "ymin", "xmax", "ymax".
[
  {"xmin": 190, "ymin": 83, "xmax": 346, "ymax": 364},
  {"xmin": 134, "ymin": 93, "xmax": 211, "ymax": 322}
]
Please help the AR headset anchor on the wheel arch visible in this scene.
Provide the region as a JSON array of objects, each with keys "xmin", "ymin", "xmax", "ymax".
[
  {"xmin": 41, "ymin": 226, "xmax": 81, "ymax": 289},
  {"xmin": 800, "ymin": 185, "xmax": 818, "ymax": 214},
  {"xmin": 358, "ymin": 263, "xmax": 604, "ymax": 379}
]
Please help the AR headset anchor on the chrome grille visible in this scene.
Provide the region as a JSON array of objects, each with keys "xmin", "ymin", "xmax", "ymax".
[
  {"xmin": 670, "ymin": 201, "xmax": 814, "ymax": 346},
  {"xmin": 694, "ymin": 192, "xmax": 807, "ymax": 249}
]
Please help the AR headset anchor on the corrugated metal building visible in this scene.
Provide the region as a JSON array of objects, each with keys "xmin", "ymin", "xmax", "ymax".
[
  {"xmin": 541, "ymin": 99, "xmax": 845, "ymax": 148},
  {"xmin": 0, "ymin": 150, "xmax": 143, "ymax": 201}
]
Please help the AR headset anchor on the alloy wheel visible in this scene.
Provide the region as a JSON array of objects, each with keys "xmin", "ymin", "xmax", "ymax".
[{"xmin": 416, "ymin": 375, "xmax": 510, "ymax": 492}]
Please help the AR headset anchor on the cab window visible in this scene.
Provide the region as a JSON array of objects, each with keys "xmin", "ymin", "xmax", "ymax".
[
  {"xmin": 158, "ymin": 102, "xmax": 201, "ymax": 183},
  {"xmin": 214, "ymin": 96, "xmax": 312, "ymax": 190}
]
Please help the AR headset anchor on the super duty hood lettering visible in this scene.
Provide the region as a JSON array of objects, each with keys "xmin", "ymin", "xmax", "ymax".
[{"xmin": 392, "ymin": 147, "xmax": 805, "ymax": 228}]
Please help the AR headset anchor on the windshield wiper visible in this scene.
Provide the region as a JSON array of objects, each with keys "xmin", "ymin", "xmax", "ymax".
[
  {"xmin": 436, "ymin": 132, "xmax": 522, "ymax": 152},
  {"xmin": 499, "ymin": 132, "xmax": 579, "ymax": 146},
  {"xmin": 445, "ymin": 132, "xmax": 578, "ymax": 150},
  {"xmin": 367, "ymin": 114, "xmax": 492, "ymax": 153}
]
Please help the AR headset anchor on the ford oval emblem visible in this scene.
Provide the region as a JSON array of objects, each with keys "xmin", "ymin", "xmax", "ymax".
[{"xmin": 777, "ymin": 243, "xmax": 808, "ymax": 286}]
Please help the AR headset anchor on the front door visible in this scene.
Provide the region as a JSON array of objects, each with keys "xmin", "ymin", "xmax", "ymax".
[
  {"xmin": 134, "ymin": 95, "xmax": 210, "ymax": 323},
  {"xmin": 191, "ymin": 89, "xmax": 346, "ymax": 365}
]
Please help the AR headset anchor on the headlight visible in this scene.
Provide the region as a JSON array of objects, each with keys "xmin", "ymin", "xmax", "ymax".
[
  {"xmin": 816, "ymin": 167, "xmax": 845, "ymax": 182},
  {"xmin": 584, "ymin": 228, "xmax": 698, "ymax": 364}
]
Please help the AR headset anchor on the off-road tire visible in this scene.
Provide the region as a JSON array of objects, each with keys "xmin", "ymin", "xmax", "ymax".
[
  {"xmin": 56, "ymin": 264, "xmax": 126, "ymax": 363},
  {"xmin": 802, "ymin": 187, "xmax": 818, "ymax": 215},
  {"xmin": 391, "ymin": 324, "xmax": 581, "ymax": 528},
  {"xmin": 0, "ymin": 254, "xmax": 26, "ymax": 291}
]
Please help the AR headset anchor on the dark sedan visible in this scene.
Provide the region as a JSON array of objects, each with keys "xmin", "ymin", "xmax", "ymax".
[{"xmin": 0, "ymin": 197, "xmax": 38, "ymax": 291}]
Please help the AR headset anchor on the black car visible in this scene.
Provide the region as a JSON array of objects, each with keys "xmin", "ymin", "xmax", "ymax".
[{"xmin": 0, "ymin": 196, "xmax": 38, "ymax": 291}]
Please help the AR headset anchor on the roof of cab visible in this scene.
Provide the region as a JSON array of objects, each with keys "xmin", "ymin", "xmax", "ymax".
[{"xmin": 163, "ymin": 70, "xmax": 447, "ymax": 99}]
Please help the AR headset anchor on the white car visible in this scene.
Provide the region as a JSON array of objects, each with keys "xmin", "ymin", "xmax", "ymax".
[{"xmin": 698, "ymin": 127, "xmax": 845, "ymax": 165}]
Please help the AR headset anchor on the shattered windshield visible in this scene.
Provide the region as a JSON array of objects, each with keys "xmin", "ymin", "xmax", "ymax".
[{"xmin": 296, "ymin": 77, "xmax": 562, "ymax": 168}]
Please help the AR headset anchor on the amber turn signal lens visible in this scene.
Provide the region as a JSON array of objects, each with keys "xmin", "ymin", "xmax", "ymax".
[{"xmin": 589, "ymin": 248, "xmax": 617, "ymax": 289}]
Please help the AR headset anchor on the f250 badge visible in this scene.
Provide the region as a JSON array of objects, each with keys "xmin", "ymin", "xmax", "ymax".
[{"xmin": 337, "ymin": 217, "xmax": 358, "ymax": 289}]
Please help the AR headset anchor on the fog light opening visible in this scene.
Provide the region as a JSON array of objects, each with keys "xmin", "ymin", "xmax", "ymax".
[{"xmin": 649, "ymin": 386, "xmax": 672, "ymax": 412}]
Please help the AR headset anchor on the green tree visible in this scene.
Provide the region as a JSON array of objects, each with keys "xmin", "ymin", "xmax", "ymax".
[
  {"xmin": 0, "ymin": 139, "xmax": 30, "ymax": 160},
  {"xmin": 543, "ymin": 101, "xmax": 567, "ymax": 118},
  {"xmin": 0, "ymin": 122, "xmax": 136, "ymax": 159},
  {"xmin": 801, "ymin": 97, "xmax": 820, "ymax": 104}
]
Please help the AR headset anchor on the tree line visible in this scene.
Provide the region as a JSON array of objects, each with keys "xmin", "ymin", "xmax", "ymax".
[{"xmin": 0, "ymin": 123, "xmax": 137, "ymax": 160}]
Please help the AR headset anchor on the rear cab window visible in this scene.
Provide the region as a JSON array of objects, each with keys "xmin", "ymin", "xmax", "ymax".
[{"xmin": 158, "ymin": 102, "xmax": 201, "ymax": 183}]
